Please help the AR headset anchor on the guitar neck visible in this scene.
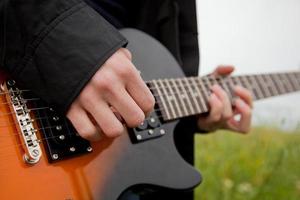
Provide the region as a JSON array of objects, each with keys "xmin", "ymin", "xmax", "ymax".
[{"xmin": 149, "ymin": 71, "xmax": 300, "ymax": 121}]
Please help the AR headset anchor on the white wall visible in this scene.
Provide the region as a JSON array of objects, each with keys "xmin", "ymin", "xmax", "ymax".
[{"xmin": 196, "ymin": 0, "xmax": 300, "ymax": 130}]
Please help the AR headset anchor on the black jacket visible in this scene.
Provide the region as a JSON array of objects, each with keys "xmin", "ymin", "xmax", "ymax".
[{"xmin": 0, "ymin": 0, "xmax": 199, "ymax": 199}]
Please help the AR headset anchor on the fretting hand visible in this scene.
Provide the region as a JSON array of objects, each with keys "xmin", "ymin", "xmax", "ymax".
[{"xmin": 197, "ymin": 65, "xmax": 253, "ymax": 133}]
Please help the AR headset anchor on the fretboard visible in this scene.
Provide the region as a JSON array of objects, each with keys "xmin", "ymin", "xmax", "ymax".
[{"xmin": 149, "ymin": 71, "xmax": 300, "ymax": 121}]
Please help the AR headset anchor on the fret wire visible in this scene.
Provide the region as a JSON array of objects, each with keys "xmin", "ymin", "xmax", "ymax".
[
  {"xmin": 170, "ymin": 78, "xmax": 189, "ymax": 116},
  {"xmin": 177, "ymin": 79, "xmax": 194, "ymax": 115},
  {"xmin": 241, "ymin": 75, "xmax": 254, "ymax": 96},
  {"xmin": 269, "ymin": 74, "xmax": 284, "ymax": 95},
  {"xmin": 280, "ymin": 73, "xmax": 294, "ymax": 92},
  {"xmin": 254, "ymin": 75, "xmax": 269, "ymax": 98},
  {"xmin": 264, "ymin": 74, "xmax": 279, "ymax": 96},
  {"xmin": 243, "ymin": 76, "xmax": 258, "ymax": 100},
  {"xmin": 158, "ymin": 79, "xmax": 176, "ymax": 119},
  {"xmin": 243, "ymin": 75, "xmax": 263, "ymax": 99},
  {"xmin": 294, "ymin": 72, "xmax": 300, "ymax": 88},
  {"xmin": 165, "ymin": 79, "xmax": 182, "ymax": 118},
  {"xmin": 183, "ymin": 78, "xmax": 200, "ymax": 114},
  {"xmin": 196, "ymin": 77, "xmax": 210, "ymax": 103},
  {"xmin": 1, "ymin": 72, "xmax": 296, "ymax": 126},
  {"xmin": 219, "ymin": 77, "xmax": 233, "ymax": 100},
  {"xmin": 233, "ymin": 76, "xmax": 244, "ymax": 88},
  {"xmin": 288, "ymin": 73, "xmax": 300, "ymax": 90},
  {"xmin": 151, "ymin": 80, "xmax": 171, "ymax": 120},
  {"xmin": 189, "ymin": 77, "xmax": 208, "ymax": 112},
  {"xmin": 274, "ymin": 73, "xmax": 288, "ymax": 94}
]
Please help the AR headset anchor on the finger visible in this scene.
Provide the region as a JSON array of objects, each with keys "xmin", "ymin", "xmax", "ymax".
[
  {"xmin": 228, "ymin": 99, "xmax": 252, "ymax": 133},
  {"xmin": 120, "ymin": 48, "xmax": 132, "ymax": 60},
  {"xmin": 213, "ymin": 65, "xmax": 235, "ymax": 77},
  {"xmin": 108, "ymin": 88, "xmax": 145, "ymax": 128},
  {"xmin": 84, "ymin": 99, "xmax": 125, "ymax": 138},
  {"xmin": 207, "ymin": 93, "xmax": 223, "ymax": 123},
  {"xmin": 67, "ymin": 105, "xmax": 102, "ymax": 141},
  {"xmin": 197, "ymin": 93, "xmax": 223, "ymax": 131},
  {"xmin": 126, "ymin": 71, "xmax": 155, "ymax": 116},
  {"xmin": 211, "ymin": 84, "xmax": 233, "ymax": 119},
  {"xmin": 234, "ymin": 86, "xmax": 253, "ymax": 108}
]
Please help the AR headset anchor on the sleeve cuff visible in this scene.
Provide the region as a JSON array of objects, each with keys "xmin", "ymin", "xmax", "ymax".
[{"xmin": 13, "ymin": 2, "xmax": 128, "ymax": 113}]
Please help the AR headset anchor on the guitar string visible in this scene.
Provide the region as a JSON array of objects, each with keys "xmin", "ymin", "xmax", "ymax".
[
  {"xmin": 0, "ymin": 81, "xmax": 298, "ymax": 153},
  {"xmin": 0, "ymin": 73, "xmax": 297, "ymax": 106},
  {"xmin": 0, "ymin": 131, "xmax": 83, "ymax": 153},
  {"xmin": 0, "ymin": 77, "xmax": 236, "ymax": 117},
  {"xmin": 0, "ymin": 73, "xmax": 297, "ymax": 101},
  {"xmin": 0, "ymin": 70, "xmax": 299, "ymax": 97},
  {"xmin": 0, "ymin": 76, "xmax": 296, "ymax": 122},
  {"xmin": 0, "ymin": 77, "xmax": 296, "ymax": 128},
  {"xmin": 0, "ymin": 75, "xmax": 297, "ymax": 131},
  {"xmin": 0, "ymin": 72, "xmax": 297, "ymax": 97}
]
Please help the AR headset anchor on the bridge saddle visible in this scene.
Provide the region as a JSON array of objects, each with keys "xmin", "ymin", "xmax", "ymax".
[{"xmin": 5, "ymin": 80, "xmax": 42, "ymax": 164}]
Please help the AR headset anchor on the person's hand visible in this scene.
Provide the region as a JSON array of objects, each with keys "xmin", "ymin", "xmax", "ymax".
[
  {"xmin": 197, "ymin": 65, "xmax": 253, "ymax": 133},
  {"xmin": 66, "ymin": 48, "xmax": 155, "ymax": 141}
]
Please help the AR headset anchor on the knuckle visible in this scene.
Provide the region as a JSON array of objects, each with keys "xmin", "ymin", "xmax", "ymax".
[
  {"xmin": 78, "ymin": 126, "xmax": 98, "ymax": 141},
  {"xmin": 79, "ymin": 91, "xmax": 94, "ymax": 106},
  {"xmin": 142, "ymin": 95, "xmax": 155, "ymax": 113},
  {"xmin": 121, "ymin": 48, "xmax": 132, "ymax": 60},
  {"xmin": 127, "ymin": 111, "xmax": 145, "ymax": 127},
  {"xmin": 105, "ymin": 125, "xmax": 124, "ymax": 138},
  {"xmin": 117, "ymin": 64, "xmax": 133, "ymax": 78},
  {"xmin": 95, "ymin": 76, "xmax": 114, "ymax": 91}
]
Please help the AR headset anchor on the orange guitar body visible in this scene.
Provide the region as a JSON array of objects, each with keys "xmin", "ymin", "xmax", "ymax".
[{"xmin": 0, "ymin": 91, "xmax": 125, "ymax": 199}]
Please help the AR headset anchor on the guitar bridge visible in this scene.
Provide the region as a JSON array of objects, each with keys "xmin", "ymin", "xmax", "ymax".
[{"xmin": 4, "ymin": 80, "xmax": 42, "ymax": 164}]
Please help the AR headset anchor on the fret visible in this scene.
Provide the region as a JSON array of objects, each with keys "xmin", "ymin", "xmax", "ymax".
[
  {"xmin": 240, "ymin": 76, "xmax": 252, "ymax": 94},
  {"xmin": 275, "ymin": 73, "xmax": 288, "ymax": 92},
  {"xmin": 165, "ymin": 79, "xmax": 182, "ymax": 118},
  {"xmin": 262, "ymin": 74, "xmax": 279, "ymax": 96},
  {"xmin": 219, "ymin": 77, "xmax": 233, "ymax": 100},
  {"xmin": 270, "ymin": 74, "xmax": 285, "ymax": 95},
  {"xmin": 198, "ymin": 77, "xmax": 210, "ymax": 104},
  {"xmin": 279, "ymin": 73, "xmax": 294, "ymax": 92},
  {"xmin": 158, "ymin": 79, "xmax": 176, "ymax": 119},
  {"xmin": 234, "ymin": 76, "xmax": 246, "ymax": 88},
  {"xmin": 151, "ymin": 80, "xmax": 171, "ymax": 120},
  {"xmin": 190, "ymin": 77, "xmax": 208, "ymax": 112},
  {"xmin": 184, "ymin": 78, "xmax": 201, "ymax": 113},
  {"xmin": 255, "ymin": 75, "xmax": 271, "ymax": 98},
  {"xmin": 248, "ymin": 75, "xmax": 264, "ymax": 99},
  {"xmin": 202, "ymin": 76, "xmax": 212, "ymax": 95},
  {"xmin": 243, "ymin": 76, "xmax": 258, "ymax": 100},
  {"xmin": 170, "ymin": 78, "xmax": 189, "ymax": 116},
  {"xmin": 288, "ymin": 72, "xmax": 300, "ymax": 90},
  {"xmin": 241, "ymin": 76, "xmax": 252, "ymax": 91},
  {"xmin": 177, "ymin": 78, "xmax": 195, "ymax": 115},
  {"xmin": 294, "ymin": 72, "xmax": 300, "ymax": 88}
]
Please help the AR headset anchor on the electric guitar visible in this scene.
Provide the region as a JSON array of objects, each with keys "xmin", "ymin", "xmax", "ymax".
[{"xmin": 0, "ymin": 29, "xmax": 299, "ymax": 200}]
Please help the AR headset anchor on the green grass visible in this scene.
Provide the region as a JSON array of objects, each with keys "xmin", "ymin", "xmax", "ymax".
[{"xmin": 194, "ymin": 127, "xmax": 300, "ymax": 200}]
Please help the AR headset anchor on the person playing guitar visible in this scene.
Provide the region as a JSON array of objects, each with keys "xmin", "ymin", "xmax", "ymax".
[{"xmin": 1, "ymin": 0, "xmax": 253, "ymax": 199}]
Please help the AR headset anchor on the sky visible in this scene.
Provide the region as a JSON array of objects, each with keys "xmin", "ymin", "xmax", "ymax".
[{"xmin": 196, "ymin": 0, "xmax": 300, "ymax": 130}]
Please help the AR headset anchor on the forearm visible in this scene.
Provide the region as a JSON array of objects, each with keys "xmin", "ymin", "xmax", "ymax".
[{"xmin": 0, "ymin": 0, "xmax": 127, "ymax": 113}]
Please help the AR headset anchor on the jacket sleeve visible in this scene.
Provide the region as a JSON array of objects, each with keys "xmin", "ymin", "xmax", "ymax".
[{"xmin": 0, "ymin": 0, "xmax": 127, "ymax": 113}]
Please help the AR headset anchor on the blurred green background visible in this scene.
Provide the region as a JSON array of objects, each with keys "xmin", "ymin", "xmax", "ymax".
[{"xmin": 194, "ymin": 127, "xmax": 300, "ymax": 200}]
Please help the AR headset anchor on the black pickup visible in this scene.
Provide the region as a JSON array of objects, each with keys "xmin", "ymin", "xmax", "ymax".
[{"xmin": 25, "ymin": 92, "xmax": 92, "ymax": 163}]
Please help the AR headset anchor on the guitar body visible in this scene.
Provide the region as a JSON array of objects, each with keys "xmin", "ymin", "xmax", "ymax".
[{"xmin": 0, "ymin": 29, "xmax": 201, "ymax": 200}]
